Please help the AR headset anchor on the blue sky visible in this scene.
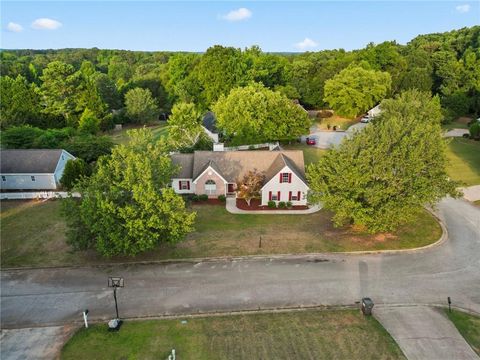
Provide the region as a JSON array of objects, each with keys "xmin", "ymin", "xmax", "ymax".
[{"xmin": 1, "ymin": 1, "xmax": 479, "ymax": 52}]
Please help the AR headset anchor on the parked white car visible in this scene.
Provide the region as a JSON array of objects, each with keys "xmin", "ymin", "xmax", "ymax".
[{"xmin": 360, "ymin": 116, "xmax": 371, "ymax": 123}]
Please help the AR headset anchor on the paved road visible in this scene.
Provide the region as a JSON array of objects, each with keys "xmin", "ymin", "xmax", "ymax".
[
  {"xmin": 1, "ymin": 197, "xmax": 479, "ymax": 329},
  {"xmin": 375, "ymin": 305, "xmax": 479, "ymax": 360}
]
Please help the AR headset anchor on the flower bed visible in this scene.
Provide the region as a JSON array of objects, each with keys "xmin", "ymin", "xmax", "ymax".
[{"xmin": 236, "ymin": 198, "xmax": 309, "ymax": 211}]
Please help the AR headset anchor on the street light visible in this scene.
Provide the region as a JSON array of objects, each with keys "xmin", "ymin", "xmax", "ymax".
[{"xmin": 107, "ymin": 277, "xmax": 124, "ymax": 331}]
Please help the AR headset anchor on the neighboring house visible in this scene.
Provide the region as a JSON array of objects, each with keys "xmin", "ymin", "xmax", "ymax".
[
  {"xmin": 202, "ymin": 111, "xmax": 219, "ymax": 143},
  {"xmin": 367, "ymin": 104, "xmax": 382, "ymax": 118},
  {"xmin": 0, "ymin": 149, "xmax": 76, "ymax": 190},
  {"xmin": 171, "ymin": 150, "xmax": 309, "ymax": 205}
]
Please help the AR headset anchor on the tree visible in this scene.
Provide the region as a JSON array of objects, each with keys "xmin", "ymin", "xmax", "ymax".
[
  {"xmin": 212, "ymin": 82, "xmax": 310, "ymax": 145},
  {"xmin": 78, "ymin": 108, "xmax": 100, "ymax": 134},
  {"xmin": 167, "ymin": 103, "xmax": 206, "ymax": 150},
  {"xmin": 194, "ymin": 45, "xmax": 249, "ymax": 107},
  {"xmin": 38, "ymin": 61, "xmax": 80, "ymax": 125},
  {"xmin": 236, "ymin": 170, "xmax": 265, "ymax": 206},
  {"xmin": 60, "ymin": 158, "xmax": 90, "ymax": 190},
  {"xmin": 61, "ymin": 134, "xmax": 113, "ymax": 163},
  {"xmin": 124, "ymin": 88, "xmax": 159, "ymax": 124},
  {"xmin": 307, "ymin": 90, "xmax": 458, "ymax": 233},
  {"xmin": 62, "ymin": 128, "xmax": 196, "ymax": 256},
  {"xmin": 323, "ymin": 65, "xmax": 391, "ymax": 118},
  {"xmin": 0, "ymin": 75, "xmax": 40, "ymax": 129}
]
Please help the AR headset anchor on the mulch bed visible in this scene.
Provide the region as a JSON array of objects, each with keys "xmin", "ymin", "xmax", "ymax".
[{"xmin": 236, "ymin": 198, "xmax": 309, "ymax": 211}]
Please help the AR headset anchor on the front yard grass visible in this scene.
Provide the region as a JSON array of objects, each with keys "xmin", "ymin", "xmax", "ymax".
[
  {"xmin": 61, "ymin": 309, "xmax": 405, "ymax": 360},
  {"xmin": 446, "ymin": 309, "xmax": 480, "ymax": 356},
  {"xmin": 1, "ymin": 199, "xmax": 442, "ymax": 268},
  {"xmin": 445, "ymin": 138, "xmax": 480, "ymax": 186}
]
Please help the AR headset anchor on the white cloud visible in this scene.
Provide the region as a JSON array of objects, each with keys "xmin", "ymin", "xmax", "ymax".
[
  {"xmin": 294, "ymin": 38, "xmax": 318, "ymax": 51},
  {"xmin": 7, "ymin": 22, "xmax": 23, "ymax": 32},
  {"xmin": 31, "ymin": 18, "xmax": 62, "ymax": 30},
  {"xmin": 221, "ymin": 8, "xmax": 252, "ymax": 22},
  {"xmin": 455, "ymin": 4, "xmax": 470, "ymax": 13}
]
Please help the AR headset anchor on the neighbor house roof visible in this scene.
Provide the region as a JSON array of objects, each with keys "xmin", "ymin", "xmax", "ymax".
[
  {"xmin": 171, "ymin": 150, "xmax": 306, "ymax": 184},
  {"xmin": 0, "ymin": 149, "xmax": 68, "ymax": 174},
  {"xmin": 202, "ymin": 111, "xmax": 217, "ymax": 133}
]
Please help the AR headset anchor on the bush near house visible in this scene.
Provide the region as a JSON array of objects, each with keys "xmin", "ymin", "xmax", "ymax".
[
  {"xmin": 218, "ymin": 195, "xmax": 226, "ymax": 202},
  {"xmin": 267, "ymin": 201, "xmax": 276, "ymax": 208}
]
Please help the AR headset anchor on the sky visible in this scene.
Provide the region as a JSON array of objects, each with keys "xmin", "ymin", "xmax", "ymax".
[{"xmin": 1, "ymin": 1, "xmax": 479, "ymax": 52}]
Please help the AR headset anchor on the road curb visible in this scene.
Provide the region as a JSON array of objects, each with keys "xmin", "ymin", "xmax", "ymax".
[{"xmin": 1, "ymin": 208, "xmax": 447, "ymax": 272}]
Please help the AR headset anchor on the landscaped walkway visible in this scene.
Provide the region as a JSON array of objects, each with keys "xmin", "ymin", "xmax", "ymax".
[{"xmin": 225, "ymin": 197, "xmax": 322, "ymax": 214}]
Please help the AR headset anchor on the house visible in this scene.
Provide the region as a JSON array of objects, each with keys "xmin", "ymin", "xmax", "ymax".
[
  {"xmin": 367, "ymin": 104, "xmax": 382, "ymax": 118},
  {"xmin": 202, "ymin": 111, "xmax": 219, "ymax": 143},
  {"xmin": 171, "ymin": 150, "xmax": 309, "ymax": 205},
  {"xmin": 0, "ymin": 149, "xmax": 76, "ymax": 190}
]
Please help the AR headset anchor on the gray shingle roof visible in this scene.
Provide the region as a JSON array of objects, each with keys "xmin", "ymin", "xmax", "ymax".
[
  {"xmin": 0, "ymin": 149, "xmax": 65, "ymax": 174},
  {"xmin": 170, "ymin": 153, "xmax": 194, "ymax": 178},
  {"xmin": 202, "ymin": 112, "xmax": 217, "ymax": 133},
  {"xmin": 171, "ymin": 150, "xmax": 306, "ymax": 184}
]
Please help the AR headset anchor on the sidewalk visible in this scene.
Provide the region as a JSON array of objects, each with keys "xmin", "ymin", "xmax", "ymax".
[
  {"xmin": 374, "ymin": 305, "xmax": 479, "ymax": 360},
  {"xmin": 225, "ymin": 197, "xmax": 321, "ymax": 214}
]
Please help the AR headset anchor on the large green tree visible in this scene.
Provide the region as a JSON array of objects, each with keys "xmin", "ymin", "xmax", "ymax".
[
  {"xmin": 307, "ymin": 90, "xmax": 458, "ymax": 233},
  {"xmin": 124, "ymin": 88, "xmax": 159, "ymax": 124},
  {"xmin": 62, "ymin": 128, "xmax": 196, "ymax": 256},
  {"xmin": 212, "ymin": 82, "xmax": 311, "ymax": 145},
  {"xmin": 38, "ymin": 61, "xmax": 80, "ymax": 125},
  {"xmin": 0, "ymin": 75, "xmax": 40, "ymax": 129},
  {"xmin": 323, "ymin": 64, "xmax": 391, "ymax": 118},
  {"xmin": 167, "ymin": 102, "xmax": 211, "ymax": 151}
]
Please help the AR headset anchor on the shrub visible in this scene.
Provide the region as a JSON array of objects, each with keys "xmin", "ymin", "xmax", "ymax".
[
  {"xmin": 469, "ymin": 122, "xmax": 480, "ymax": 139},
  {"xmin": 191, "ymin": 194, "xmax": 200, "ymax": 202},
  {"xmin": 218, "ymin": 195, "xmax": 226, "ymax": 202},
  {"xmin": 199, "ymin": 194, "xmax": 208, "ymax": 201},
  {"xmin": 60, "ymin": 159, "xmax": 90, "ymax": 190},
  {"xmin": 267, "ymin": 201, "xmax": 276, "ymax": 208},
  {"xmin": 286, "ymin": 201, "xmax": 293, "ymax": 208},
  {"xmin": 278, "ymin": 201, "xmax": 286, "ymax": 209}
]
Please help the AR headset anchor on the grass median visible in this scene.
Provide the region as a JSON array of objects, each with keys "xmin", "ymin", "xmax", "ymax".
[
  {"xmin": 446, "ymin": 309, "xmax": 480, "ymax": 356},
  {"xmin": 1, "ymin": 199, "xmax": 442, "ymax": 268},
  {"xmin": 61, "ymin": 309, "xmax": 405, "ymax": 360}
]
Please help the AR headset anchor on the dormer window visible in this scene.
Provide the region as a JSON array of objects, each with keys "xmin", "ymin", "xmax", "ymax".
[{"xmin": 280, "ymin": 173, "xmax": 291, "ymax": 183}]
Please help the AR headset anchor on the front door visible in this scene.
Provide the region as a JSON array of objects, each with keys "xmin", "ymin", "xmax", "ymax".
[{"xmin": 228, "ymin": 183, "xmax": 235, "ymax": 193}]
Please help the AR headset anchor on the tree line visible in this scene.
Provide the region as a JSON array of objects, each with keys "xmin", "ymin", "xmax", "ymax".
[{"xmin": 1, "ymin": 26, "xmax": 479, "ymax": 133}]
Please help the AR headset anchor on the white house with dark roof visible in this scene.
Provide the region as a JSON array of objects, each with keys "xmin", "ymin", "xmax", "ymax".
[
  {"xmin": 171, "ymin": 150, "xmax": 309, "ymax": 205},
  {"xmin": 0, "ymin": 149, "xmax": 76, "ymax": 190}
]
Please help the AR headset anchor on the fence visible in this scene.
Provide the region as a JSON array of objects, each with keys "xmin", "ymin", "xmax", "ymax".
[
  {"xmin": 0, "ymin": 191, "xmax": 81, "ymax": 200},
  {"xmin": 223, "ymin": 142, "xmax": 280, "ymax": 152}
]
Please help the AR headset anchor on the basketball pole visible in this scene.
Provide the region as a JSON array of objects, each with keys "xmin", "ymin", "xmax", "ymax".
[{"xmin": 113, "ymin": 286, "xmax": 119, "ymax": 319}]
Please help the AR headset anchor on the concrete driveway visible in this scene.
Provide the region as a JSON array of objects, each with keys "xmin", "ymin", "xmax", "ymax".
[
  {"xmin": 374, "ymin": 306, "xmax": 479, "ymax": 360},
  {"xmin": 302, "ymin": 122, "xmax": 367, "ymax": 149},
  {"xmin": 1, "ymin": 197, "xmax": 479, "ymax": 330}
]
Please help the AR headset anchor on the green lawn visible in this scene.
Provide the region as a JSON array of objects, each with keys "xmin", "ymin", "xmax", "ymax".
[
  {"xmin": 282, "ymin": 143, "xmax": 328, "ymax": 165},
  {"xmin": 61, "ymin": 309, "xmax": 405, "ymax": 360},
  {"xmin": 106, "ymin": 121, "xmax": 169, "ymax": 145},
  {"xmin": 445, "ymin": 138, "xmax": 480, "ymax": 186},
  {"xmin": 1, "ymin": 199, "xmax": 442, "ymax": 268},
  {"xmin": 446, "ymin": 309, "xmax": 480, "ymax": 356}
]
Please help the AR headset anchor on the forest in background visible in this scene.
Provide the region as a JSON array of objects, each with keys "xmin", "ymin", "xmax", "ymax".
[{"xmin": 1, "ymin": 25, "xmax": 479, "ymax": 132}]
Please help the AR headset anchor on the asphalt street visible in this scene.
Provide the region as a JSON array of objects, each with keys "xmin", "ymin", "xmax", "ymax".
[{"xmin": 1, "ymin": 197, "xmax": 479, "ymax": 329}]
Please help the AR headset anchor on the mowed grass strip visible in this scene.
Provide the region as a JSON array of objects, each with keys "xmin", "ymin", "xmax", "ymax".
[
  {"xmin": 446, "ymin": 309, "xmax": 480, "ymax": 356},
  {"xmin": 61, "ymin": 310, "xmax": 405, "ymax": 360},
  {"xmin": 282, "ymin": 143, "xmax": 328, "ymax": 165},
  {"xmin": 445, "ymin": 138, "xmax": 480, "ymax": 186},
  {"xmin": 1, "ymin": 200, "xmax": 441, "ymax": 268},
  {"xmin": 107, "ymin": 121, "xmax": 169, "ymax": 145}
]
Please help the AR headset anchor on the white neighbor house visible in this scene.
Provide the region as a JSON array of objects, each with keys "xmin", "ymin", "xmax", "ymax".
[
  {"xmin": 0, "ymin": 149, "xmax": 76, "ymax": 190},
  {"xmin": 171, "ymin": 150, "xmax": 309, "ymax": 206}
]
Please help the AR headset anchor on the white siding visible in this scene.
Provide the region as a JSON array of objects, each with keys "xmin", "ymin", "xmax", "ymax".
[
  {"xmin": 53, "ymin": 150, "xmax": 76, "ymax": 185},
  {"xmin": 1, "ymin": 174, "xmax": 57, "ymax": 190},
  {"xmin": 261, "ymin": 166, "xmax": 309, "ymax": 206},
  {"xmin": 171, "ymin": 178, "xmax": 195, "ymax": 194}
]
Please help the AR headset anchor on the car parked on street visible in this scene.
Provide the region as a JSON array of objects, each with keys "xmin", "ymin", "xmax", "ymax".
[
  {"xmin": 360, "ymin": 115, "xmax": 371, "ymax": 123},
  {"xmin": 306, "ymin": 137, "xmax": 316, "ymax": 145}
]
